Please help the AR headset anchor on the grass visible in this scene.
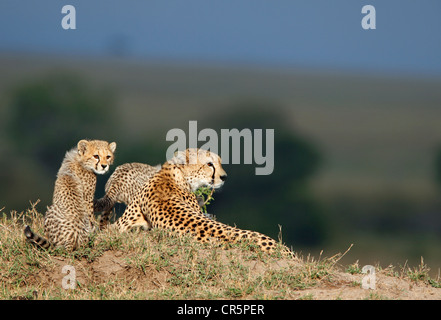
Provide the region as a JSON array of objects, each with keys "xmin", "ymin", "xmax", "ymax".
[{"xmin": 0, "ymin": 203, "xmax": 440, "ymax": 300}]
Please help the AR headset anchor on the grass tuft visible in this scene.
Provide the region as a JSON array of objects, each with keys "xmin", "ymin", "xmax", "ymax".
[{"xmin": 0, "ymin": 203, "xmax": 439, "ymax": 299}]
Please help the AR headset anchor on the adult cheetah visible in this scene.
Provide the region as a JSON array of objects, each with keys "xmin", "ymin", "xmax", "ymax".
[{"xmin": 113, "ymin": 148, "xmax": 292, "ymax": 255}]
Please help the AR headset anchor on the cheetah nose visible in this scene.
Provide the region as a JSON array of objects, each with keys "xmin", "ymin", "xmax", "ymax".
[
  {"xmin": 220, "ymin": 174, "xmax": 227, "ymax": 181},
  {"xmin": 101, "ymin": 164, "xmax": 108, "ymax": 169}
]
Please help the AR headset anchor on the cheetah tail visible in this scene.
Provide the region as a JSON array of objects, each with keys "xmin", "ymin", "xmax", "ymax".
[
  {"xmin": 93, "ymin": 196, "xmax": 113, "ymax": 213},
  {"xmin": 24, "ymin": 225, "xmax": 51, "ymax": 249}
]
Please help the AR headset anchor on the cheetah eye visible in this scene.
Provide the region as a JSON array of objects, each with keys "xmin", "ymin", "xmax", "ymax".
[
  {"xmin": 106, "ymin": 155, "xmax": 111, "ymax": 160},
  {"xmin": 93, "ymin": 155, "xmax": 100, "ymax": 160},
  {"xmin": 207, "ymin": 162, "xmax": 213, "ymax": 167}
]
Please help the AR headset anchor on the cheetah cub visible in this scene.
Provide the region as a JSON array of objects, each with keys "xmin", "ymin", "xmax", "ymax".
[{"xmin": 24, "ymin": 139, "xmax": 117, "ymax": 251}]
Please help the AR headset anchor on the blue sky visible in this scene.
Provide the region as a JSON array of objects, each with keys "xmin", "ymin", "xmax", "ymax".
[{"xmin": 1, "ymin": 0, "xmax": 441, "ymax": 76}]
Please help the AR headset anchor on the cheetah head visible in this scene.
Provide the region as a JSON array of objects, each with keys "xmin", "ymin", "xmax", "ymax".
[
  {"xmin": 77, "ymin": 139, "xmax": 117, "ymax": 175},
  {"xmin": 171, "ymin": 148, "xmax": 227, "ymax": 192}
]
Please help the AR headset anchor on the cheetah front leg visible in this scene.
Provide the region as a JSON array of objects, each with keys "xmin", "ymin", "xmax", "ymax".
[{"xmin": 113, "ymin": 201, "xmax": 151, "ymax": 232}]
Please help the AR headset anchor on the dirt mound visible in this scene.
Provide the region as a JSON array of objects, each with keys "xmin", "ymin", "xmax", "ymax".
[
  {"xmin": 2, "ymin": 209, "xmax": 440, "ymax": 300},
  {"xmin": 295, "ymin": 268, "xmax": 440, "ymax": 300},
  {"xmin": 19, "ymin": 249, "xmax": 439, "ymax": 300}
]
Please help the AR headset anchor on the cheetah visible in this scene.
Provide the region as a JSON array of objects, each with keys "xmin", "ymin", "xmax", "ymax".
[
  {"xmin": 113, "ymin": 148, "xmax": 292, "ymax": 255},
  {"xmin": 94, "ymin": 162, "xmax": 162, "ymax": 229},
  {"xmin": 24, "ymin": 139, "xmax": 117, "ymax": 251}
]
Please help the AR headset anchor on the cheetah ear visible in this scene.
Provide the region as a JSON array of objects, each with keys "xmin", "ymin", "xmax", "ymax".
[
  {"xmin": 173, "ymin": 150, "xmax": 187, "ymax": 164},
  {"xmin": 108, "ymin": 142, "xmax": 117, "ymax": 153},
  {"xmin": 77, "ymin": 139, "xmax": 89, "ymax": 155}
]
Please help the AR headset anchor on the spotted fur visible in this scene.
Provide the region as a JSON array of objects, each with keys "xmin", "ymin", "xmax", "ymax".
[
  {"xmin": 94, "ymin": 162, "xmax": 161, "ymax": 229},
  {"xmin": 113, "ymin": 148, "xmax": 292, "ymax": 254}
]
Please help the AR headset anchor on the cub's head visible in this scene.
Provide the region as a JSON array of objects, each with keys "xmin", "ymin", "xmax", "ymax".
[
  {"xmin": 170, "ymin": 148, "xmax": 227, "ymax": 191},
  {"xmin": 77, "ymin": 139, "xmax": 117, "ymax": 174}
]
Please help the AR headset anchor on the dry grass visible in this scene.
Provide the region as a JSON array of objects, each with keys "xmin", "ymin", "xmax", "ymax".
[{"xmin": 0, "ymin": 202, "xmax": 440, "ymax": 300}]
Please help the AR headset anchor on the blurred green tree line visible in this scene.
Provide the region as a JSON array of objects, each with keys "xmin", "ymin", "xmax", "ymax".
[{"xmin": 0, "ymin": 73, "xmax": 325, "ymax": 248}]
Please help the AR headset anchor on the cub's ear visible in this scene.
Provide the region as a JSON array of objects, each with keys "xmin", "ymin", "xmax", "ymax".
[
  {"xmin": 77, "ymin": 139, "xmax": 89, "ymax": 155},
  {"xmin": 109, "ymin": 142, "xmax": 117, "ymax": 153}
]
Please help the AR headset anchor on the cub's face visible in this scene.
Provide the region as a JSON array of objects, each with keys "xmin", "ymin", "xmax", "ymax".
[
  {"xmin": 77, "ymin": 139, "xmax": 117, "ymax": 174},
  {"xmin": 172, "ymin": 148, "xmax": 227, "ymax": 191}
]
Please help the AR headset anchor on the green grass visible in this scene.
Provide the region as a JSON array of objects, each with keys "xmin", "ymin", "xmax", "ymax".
[
  {"xmin": 0, "ymin": 204, "xmax": 298, "ymax": 299},
  {"xmin": 0, "ymin": 203, "xmax": 440, "ymax": 300}
]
